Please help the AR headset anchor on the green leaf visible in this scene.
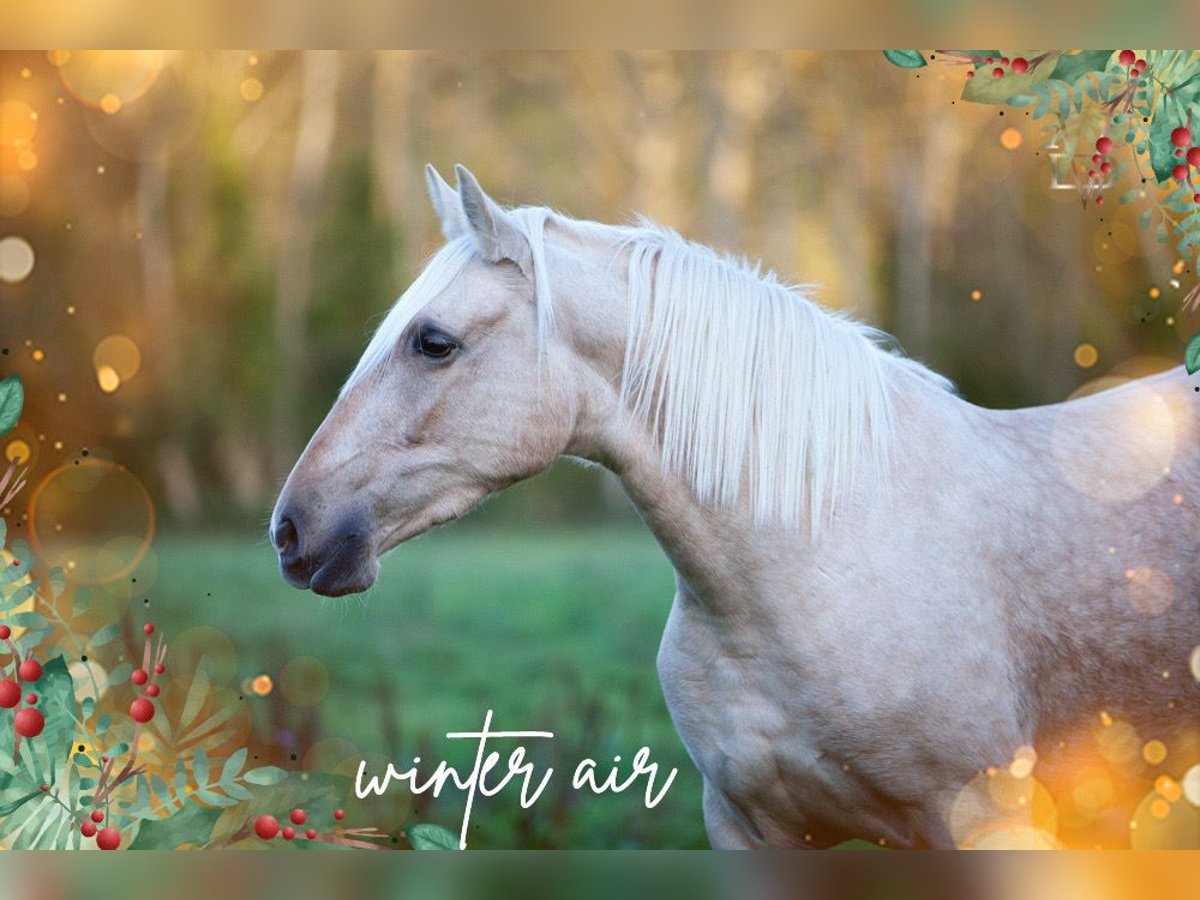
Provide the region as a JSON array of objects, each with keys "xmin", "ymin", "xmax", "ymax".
[
  {"xmin": 1185, "ymin": 331, "xmax": 1200, "ymax": 374},
  {"xmin": 195, "ymin": 788, "xmax": 238, "ymax": 807},
  {"xmin": 47, "ymin": 569, "xmax": 65, "ymax": 599},
  {"xmin": 193, "ymin": 748, "xmax": 209, "ymax": 787},
  {"xmin": 88, "ymin": 622, "xmax": 121, "ymax": 648},
  {"xmin": 408, "ymin": 822, "xmax": 460, "ymax": 850},
  {"xmin": 964, "ymin": 65, "xmax": 1055, "ymax": 105},
  {"xmin": 128, "ymin": 800, "xmax": 223, "ymax": 849},
  {"xmin": 883, "ymin": 50, "xmax": 927, "ymax": 69},
  {"xmin": 1048, "ymin": 50, "xmax": 1114, "ymax": 82},
  {"xmin": 71, "ymin": 587, "xmax": 90, "ymax": 616},
  {"xmin": 220, "ymin": 748, "xmax": 247, "ymax": 785},
  {"xmin": 0, "ymin": 375, "xmax": 22, "ymax": 439},
  {"xmin": 243, "ymin": 766, "xmax": 287, "ymax": 786}
]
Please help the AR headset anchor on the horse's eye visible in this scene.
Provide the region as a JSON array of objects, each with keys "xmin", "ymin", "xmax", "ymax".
[{"xmin": 412, "ymin": 326, "xmax": 458, "ymax": 360}]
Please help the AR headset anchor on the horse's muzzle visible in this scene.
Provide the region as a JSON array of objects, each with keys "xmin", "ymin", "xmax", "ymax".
[{"xmin": 272, "ymin": 510, "xmax": 377, "ymax": 597}]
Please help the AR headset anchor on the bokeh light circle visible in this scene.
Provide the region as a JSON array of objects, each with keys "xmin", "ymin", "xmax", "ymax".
[
  {"xmin": 0, "ymin": 100, "xmax": 37, "ymax": 147},
  {"xmin": 0, "ymin": 236, "xmax": 35, "ymax": 283},
  {"xmin": 0, "ymin": 175, "xmax": 30, "ymax": 217},
  {"xmin": 1123, "ymin": 567, "xmax": 1174, "ymax": 617},
  {"xmin": 28, "ymin": 459, "xmax": 154, "ymax": 585},
  {"xmin": 57, "ymin": 51, "xmax": 165, "ymax": 110},
  {"xmin": 4, "ymin": 439, "xmax": 30, "ymax": 465},
  {"xmin": 93, "ymin": 335, "xmax": 141, "ymax": 382},
  {"xmin": 169, "ymin": 626, "xmax": 237, "ymax": 687},
  {"xmin": 280, "ymin": 656, "xmax": 329, "ymax": 708},
  {"xmin": 1051, "ymin": 381, "xmax": 1176, "ymax": 503}
]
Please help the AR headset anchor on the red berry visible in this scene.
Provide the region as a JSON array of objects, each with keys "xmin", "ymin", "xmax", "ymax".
[
  {"xmin": 255, "ymin": 815, "xmax": 280, "ymax": 840},
  {"xmin": 0, "ymin": 625, "xmax": 9, "ymax": 640},
  {"xmin": 1095, "ymin": 136, "xmax": 1114, "ymax": 155},
  {"xmin": 1095, "ymin": 195, "xmax": 1104, "ymax": 205},
  {"xmin": 1136, "ymin": 59, "xmax": 1147, "ymax": 70},
  {"xmin": 305, "ymin": 828, "xmax": 317, "ymax": 840},
  {"xmin": 1091, "ymin": 153, "xmax": 1102, "ymax": 164},
  {"xmin": 1174, "ymin": 164, "xmax": 1189, "ymax": 181},
  {"xmin": 966, "ymin": 70, "xmax": 975, "ymax": 79},
  {"xmin": 96, "ymin": 827, "xmax": 120, "ymax": 850},
  {"xmin": 129, "ymin": 697, "xmax": 154, "ymax": 724},
  {"xmin": 985, "ymin": 57, "xmax": 993, "ymax": 64},
  {"xmin": 154, "ymin": 663, "xmax": 165, "ymax": 675},
  {"xmin": 143, "ymin": 624, "xmax": 154, "ymax": 635},
  {"xmin": 1172, "ymin": 127, "xmax": 1192, "ymax": 148},
  {"xmin": 14, "ymin": 708, "xmax": 43, "ymax": 738},
  {"xmin": 1011, "ymin": 57, "xmax": 1028, "ymax": 75},
  {"xmin": 80, "ymin": 821, "xmax": 97, "ymax": 838},
  {"xmin": 1189, "ymin": 147, "xmax": 1200, "ymax": 167},
  {"xmin": 1087, "ymin": 169, "xmax": 1096, "ymax": 179},
  {"xmin": 131, "ymin": 669, "xmax": 148, "ymax": 686},
  {"xmin": 18, "ymin": 659, "xmax": 42, "ymax": 683},
  {"xmin": 290, "ymin": 808, "xmax": 307, "ymax": 826},
  {"xmin": 1101, "ymin": 161, "xmax": 1112, "ymax": 174},
  {"xmin": 146, "ymin": 684, "xmax": 160, "ymax": 697},
  {"xmin": 1000, "ymin": 56, "xmax": 1009, "ymax": 66},
  {"xmin": 0, "ymin": 680, "xmax": 19, "ymax": 708},
  {"xmin": 1118, "ymin": 50, "xmax": 1136, "ymax": 66},
  {"xmin": 992, "ymin": 67, "xmax": 1004, "ymax": 79},
  {"xmin": 282, "ymin": 826, "xmax": 295, "ymax": 841},
  {"xmin": 333, "ymin": 808, "xmax": 345, "ymax": 821},
  {"xmin": 24, "ymin": 693, "xmax": 35, "ymax": 705},
  {"xmin": 1194, "ymin": 193, "xmax": 1200, "ymax": 202},
  {"xmin": 39, "ymin": 784, "xmax": 48, "ymax": 791},
  {"xmin": 90, "ymin": 809, "xmax": 104, "ymax": 823}
]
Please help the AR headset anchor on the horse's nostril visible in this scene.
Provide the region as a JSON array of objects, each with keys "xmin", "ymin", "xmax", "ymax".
[{"xmin": 274, "ymin": 515, "xmax": 299, "ymax": 559}]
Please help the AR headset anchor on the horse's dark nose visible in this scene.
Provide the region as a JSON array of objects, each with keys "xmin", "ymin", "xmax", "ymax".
[{"xmin": 273, "ymin": 514, "xmax": 300, "ymax": 566}]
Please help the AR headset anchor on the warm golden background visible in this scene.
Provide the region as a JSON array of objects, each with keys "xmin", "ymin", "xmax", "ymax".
[{"xmin": 1, "ymin": 51, "xmax": 1197, "ymax": 848}]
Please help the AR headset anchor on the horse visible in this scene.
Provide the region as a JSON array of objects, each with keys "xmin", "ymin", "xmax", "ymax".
[{"xmin": 272, "ymin": 164, "xmax": 1200, "ymax": 849}]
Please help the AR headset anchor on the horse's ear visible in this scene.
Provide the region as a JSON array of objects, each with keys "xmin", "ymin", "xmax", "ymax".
[
  {"xmin": 425, "ymin": 164, "xmax": 467, "ymax": 239},
  {"xmin": 454, "ymin": 164, "xmax": 531, "ymax": 272}
]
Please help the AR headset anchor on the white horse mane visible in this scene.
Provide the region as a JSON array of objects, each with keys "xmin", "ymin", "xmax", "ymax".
[{"xmin": 346, "ymin": 207, "xmax": 951, "ymax": 535}]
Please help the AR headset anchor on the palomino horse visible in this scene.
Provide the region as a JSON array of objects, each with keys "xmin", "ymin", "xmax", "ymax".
[{"xmin": 273, "ymin": 165, "xmax": 1200, "ymax": 849}]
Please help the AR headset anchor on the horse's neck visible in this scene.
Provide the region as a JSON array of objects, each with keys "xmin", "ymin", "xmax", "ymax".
[{"xmin": 579, "ymin": 351, "xmax": 962, "ymax": 613}]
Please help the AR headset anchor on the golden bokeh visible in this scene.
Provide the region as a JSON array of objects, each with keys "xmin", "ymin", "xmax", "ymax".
[
  {"xmin": 4, "ymin": 439, "xmax": 30, "ymax": 465},
  {"xmin": 1073, "ymin": 342, "xmax": 1098, "ymax": 368},
  {"xmin": 1000, "ymin": 127, "xmax": 1022, "ymax": 150},
  {"xmin": 970, "ymin": 289, "xmax": 982, "ymax": 301},
  {"xmin": 251, "ymin": 674, "xmax": 274, "ymax": 696},
  {"xmin": 98, "ymin": 93, "xmax": 122, "ymax": 115},
  {"xmin": 0, "ymin": 100, "xmax": 37, "ymax": 148},
  {"xmin": 1096, "ymin": 717, "xmax": 1141, "ymax": 767},
  {"xmin": 56, "ymin": 51, "xmax": 165, "ymax": 111},
  {"xmin": 1130, "ymin": 785, "xmax": 1200, "ymax": 849},
  {"xmin": 96, "ymin": 364, "xmax": 120, "ymax": 394},
  {"xmin": 93, "ymin": 334, "xmax": 141, "ymax": 382},
  {"xmin": 1190, "ymin": 645, "xmax": 1200, "ymax": 682},
  {"xmin": 240, "ymin": 78, "xmax": 264, "ymax": 102},
  {"xmin": 28, "ymin": 459, "xmax": 155, "ymax": 585},
  {"xmin": 949, "ymin": 767, "xmax": 1060, "ymax": 849},
  {"xmin": 0, "ymin": 235, "xmax": 35, "ymax": 283},
  {"xmin": 0, "ymin": 174, "xmax": 30, "ymax": 217},
  {"xmin": 1143, "ymin": 739, "xmax": 1168, "ymax": 766}
]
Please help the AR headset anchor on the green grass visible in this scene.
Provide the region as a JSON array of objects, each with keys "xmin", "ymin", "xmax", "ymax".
[{"xmin": 148, "ymin": 525, "xmax": 706, "ymax": 848}]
